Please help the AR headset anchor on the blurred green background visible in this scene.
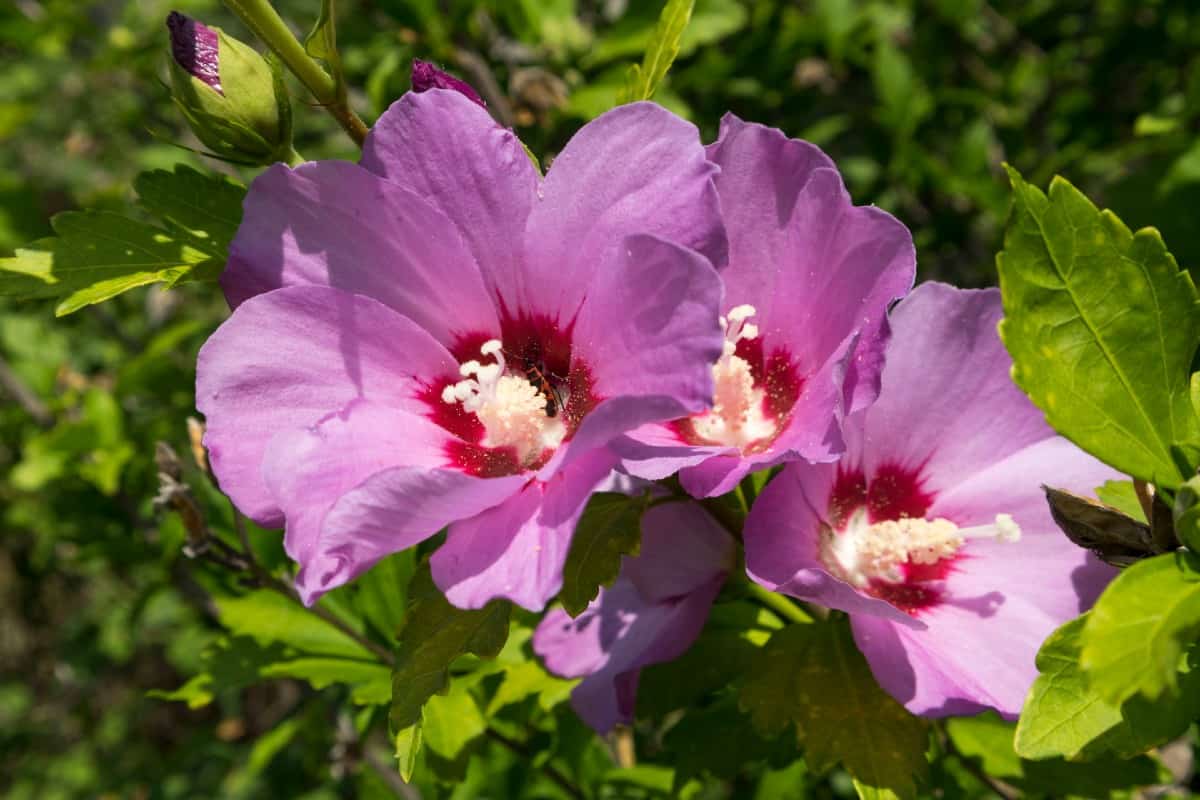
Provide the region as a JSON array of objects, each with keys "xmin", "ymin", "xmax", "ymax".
[{"xmin": 1, "ymin": 1, "xmax": 1199, "ymax": 797}]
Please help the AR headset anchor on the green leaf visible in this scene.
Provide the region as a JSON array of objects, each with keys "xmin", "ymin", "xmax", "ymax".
[
  {"xmin": 1173, "ymin": 475, "xmax": 1200, "ymax": 551},
  {"xmin": 304, "ymin": 0, "xmax": 346, "ymax": 99},
  {"xmin": 133, "ymin": 165, "xmax": 246, "ymax": 257},
  {"xmin": 487, "ymin": 660, "xmax": 576, "ymax": 714},
  {"xmin": 0, "ymin": 211, "xmax": 218, "ymax": 315},
  {"xmin": 353, "ymin": 550, "xmax": 416, "ymax": 641},
  {"xmin": 619, "ymin": 0, "xmax": 695, "ymax": 103},
  {"xmin": 421, "ymin": 681, "xmax": 487, "ymax": 760},
  {"xmin": 558, "ymin": 492, "xmax": 647, "ymax": 617},
  {"xmin": 662, "ymin": 698, "xmax": 779, "ymax": 786},
  {"xmin": 1080, "ymin": 550, "xmax": 1200, "ymax": 703},
  {"xmin": 948, "ymin": 712, "xmax": 1160, "ymax": 796},
  {"xmin": 740, "ymin": 620, "xmax": 928, "ymax": 799},
  {"xmin": 215, "ymin": 590, "xmax": 374, "ymax": 660},
  {"xmin": 394, "ymin": 723, "xmax": 422, "ymax": 783},
  {"xmin": 389, "ymin": 563, "xmax": 511, "ymax": 731},
  {"xmin": 997, "ymin": 167, "xmax": 1200, "ymax": 488},
  {"xmin": 1094, "ymin": 480, "xmax": 1148, "ymax": 522},
  {"xmin": 1015, "ymin": 614, "xmax": 1200, "ymax": 760}
]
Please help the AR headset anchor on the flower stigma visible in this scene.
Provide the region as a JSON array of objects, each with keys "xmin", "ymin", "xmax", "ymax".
[
  {"xmin": 442, "ymin": 339, "xmax": 566, "ymax": 465},
  {"xmin": 689, "ymin": 305, "xmax": 777, "ymax": 449},
  {"xmin": 821, "ymin": 509, "xmax": 1021, "ymax": 590}
]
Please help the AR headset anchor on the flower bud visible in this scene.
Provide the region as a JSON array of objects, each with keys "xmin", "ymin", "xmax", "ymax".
[
  {"xmin": 411, "ymin": 59, "xmax": 486, "ymax": 109},
  {"xmin": 166, "ymin": 11, "xmax": 293, "ymax": 165}
]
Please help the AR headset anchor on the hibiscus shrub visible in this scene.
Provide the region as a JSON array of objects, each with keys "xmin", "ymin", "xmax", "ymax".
[{"xmin": 3, "ymin": 1, "xmax": 1200, "ymax": 798}]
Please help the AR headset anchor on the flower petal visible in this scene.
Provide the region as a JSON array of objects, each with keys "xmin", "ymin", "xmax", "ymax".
[
  {"xmin": 852, "ymin": 533, "xmax": 1113, "ymax": 718},
  {"xmin": 260, "ymin": 398, "xmax": 459, "ymax": 602},
  {"xmin": 432, "ymin": 447, "xmax": 618, "ymax": 611},
  {"xmin": 522, "ymin": 102, "xmax": 727, "ymax": 316},
  {"xmin": 220, "ymin": 161, "xmax": 499, "ymax": 346},
  {"xmin": 561, "ymin": 234, "xmax": 724, "ymax": 467},
  {"xmin": 624, "ymin": 502, "xmax": 734, "ymax": 603},
  {"xmin": 303, "ymin": 467, "xmax": 526, "ymax": 605},
  {"xmin": 360, "ymin": 89, "xmax": 539, "ymax": 306},
  {"xmin": 855, "ymin": 283, "xmax": 1052, "ymax": 495},
  {"xmin": 707, "ymin": 115, "xmax": 914, "ymax": 413},
  {"xmin": 196, "ymin": 285, "xmax": 458, "ymax": 525}
]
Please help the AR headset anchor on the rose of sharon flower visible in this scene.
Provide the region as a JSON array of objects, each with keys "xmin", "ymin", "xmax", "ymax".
[
  {"xmin": 616, "ymin": 115, "xmax": 916, "ymax": 498},
  {"xmin": 534, "ymin": 502, "xmax": 733, "ymax": 732},
  {"xmin": 744, "ymin": 282, "xmax": 1118, "ymax": 718},
  {"xmin": 197, "ymin": 87, "xmax": 728, "ymax": 610}
]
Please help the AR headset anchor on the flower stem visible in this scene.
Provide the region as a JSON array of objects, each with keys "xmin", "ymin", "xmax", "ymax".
[
  {"xmin": 284, "ymin": 145, "xmax": 305, "ymax": 166},
  {"xmin": 221, "ymin": 0, "xmax": 368, "ymax": 147},
  {"xmin": 744, "ymin": 581, "xmax": 811, "ymax": 625}
]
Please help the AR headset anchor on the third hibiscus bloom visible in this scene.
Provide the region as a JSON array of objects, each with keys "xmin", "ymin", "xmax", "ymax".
[
  {"xmin": 745, "ymin": 282, "xmax": 1118, "ymax": 718},
  {"xmin": 616, "ymin": 115, "xmax": 916, "ymax": 498},
  {"xmin": 197, "ymin": 85, "xmax": 727, "ymax": 611}
]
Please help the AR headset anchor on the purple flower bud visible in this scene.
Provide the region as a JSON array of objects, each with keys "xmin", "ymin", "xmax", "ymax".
[
  {"xmin": 167, "ymin": 11, "xmax": 222, "ymax": 95},
  {"xmin": 410, "ymin": 59, "xmax": 485, "ymax": 108}
]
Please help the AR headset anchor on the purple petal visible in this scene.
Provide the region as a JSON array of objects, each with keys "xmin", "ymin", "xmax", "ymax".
[
  {"xmin": 521, "ymin": 102, "xmax": 727, "ymax": 317},
  {"xmin": 743, "ymin": 462, "xmax": 920, "ymax": 626},
  {"xmin": 557, "ymin": 234, "xmax": 723, "ymax": 470},
  {"xmin": 534, "ymin": 503, "xmax": 730, "ymax": 731},
  {"xmin": 857, "ymin": 283, "xmax": 1053, "ymax": 495},
  {"xmin": 432, "ymin": 448, "xmax": 618, "ymax": 611},
  {"xmin": 304, "ymin": 466, "xmax": 527, "ymax": 605},
  {"xmin": 167, "ymin": 12, "xmax": 222, "ymax": 94},
  {"xmin": 260, "ymin": 398, "xmax": 460, "ymax": 602},
  {"xmin": 706, "ymin": 115, "xmax": 914, "ymax": 414},
  {"xmin": 221, "ymin": 161, "xmax": 499, "ymax": 347},
  {"xmin": 196, "ymin": 285, "xmax": 459, "ymax": 525},
  {"xmin": 853, "ymin": 533, "xmax": 1114, "ymax": 718},
  {"xmin": 361, "ymin": 90, "xmax": 538, "ymax": 306},
  {"xmin": 411, "ymin": 59, "xmax": 486, "ymax": 108},
  {"xmin": 624, "ymin": 502, "xmax": 734, "ymax": 603}
]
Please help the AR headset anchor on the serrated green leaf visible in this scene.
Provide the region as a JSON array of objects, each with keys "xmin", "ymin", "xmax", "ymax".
[
  {"xmin": 1015, "ymin": 613, "xmax": 1200, "ymax": 760},
  {"xmin": 663, "ymin": 698, "xmax": 778, "ymax": 786},
  {"xmin": 740, "ymin": 620, "xmax": 927, "ymax": 799},
  {"xmin": 389, "ymin": 563, "xmax": 511, "ymax": 731},
  {"xmin": 619, "ymin": 0, "xmax": 695, "ymax": 103},
  {"xmin": 559, "ymin": 492, "xmax": 647, "ymax": 616},
  {"xmin": 133, "ymin": 165, "xmax": 246, "ymax": 256},
  {"xmin": 421, "ymin": 681, "xmax": 487, "ymax": 760},
  {"xmin": 1094, "ymin": 480, "xmax": 1148, "ymax": 523},
  {"xmin": 739, "ymin": 623, "xmax": 806, "ymax": 736},
  {"xmin": 304, "ymin": 0, "xmax": 346, "ymax": 101},
  {"xmin": 0, "ymin": 210, "xmax": 218, "ymax": 315},
  {"xmin": 997, "ymin": 167, "xmax": 1200, "ymax": 488},
  {"xmin": 394, "ymin": 723, "xmax": 422, "ymax": 782},
  {"xmin": 949, "ymin": 712, "xmax": 1160, "ymax": 796},
  {"xmin": 1080, "ymin": 550, "xmax": 1200, "ymax": 702},
  {"xmin": 353, "ymin": 550, "xmax": 416, "ymax": 642}
]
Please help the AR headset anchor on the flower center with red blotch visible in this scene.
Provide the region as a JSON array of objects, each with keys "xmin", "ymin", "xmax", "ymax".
[
  {"xmin": 425, "ymin": 315, "xmax": 598, "ymax": 478},
  {"xmin": 672, "ymin": 305, "xmax": 802, "ymax": 453},
  {"xmin": 819, "ymin": 466, "xmax": 1021, "ymax": 615}
]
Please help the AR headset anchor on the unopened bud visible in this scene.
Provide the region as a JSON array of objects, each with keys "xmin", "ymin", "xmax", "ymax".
[
  {"xmin": 411, "ymin": 59, "xmax": 486, "ymax": 108},
  {"xmin": 166, "ymin": 11, "xmax": 293, "ymax": 165}
]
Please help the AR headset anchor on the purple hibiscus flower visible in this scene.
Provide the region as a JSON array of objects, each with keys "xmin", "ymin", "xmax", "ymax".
[
  {"xmin": 744, "ymin": 282, "xmax": 1118, "ymax": 718},
  {"xmin": 197, "ymin": 87, "xmax": 728, "ymax": 610},
  {"xmin": 615, "ymin": 114, "xmax": 916, "ymax": 498},
  {"xmin": 534, "ymin": 502, "xmax": 733, "ymax": 732}
]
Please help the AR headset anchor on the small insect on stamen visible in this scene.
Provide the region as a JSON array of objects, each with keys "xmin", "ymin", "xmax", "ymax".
[{"xmin": 521, "ymin": 357, "xmax": 564, "ymax": 418}]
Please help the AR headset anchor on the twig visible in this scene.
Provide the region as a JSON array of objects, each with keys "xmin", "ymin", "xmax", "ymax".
[
  {"xmin": 222, "ymin": 0, "xmax": 369, "ymax": 147},
  {"xmin": 613, "ymin": 727, "xmax": 636, "ymax": 769},
  {"xmin": 485, "ymin": 728, "xmax": 586, "ymax": 800},
  {"xmin": 0, "ymin": 355, "xmax": 52, "ymax": 428}
]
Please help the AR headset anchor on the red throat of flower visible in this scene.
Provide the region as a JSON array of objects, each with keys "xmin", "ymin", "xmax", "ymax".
[
  {"xmin": 421, "ymin": 312, "xmax": 598, "ymax": 478},
  {"xmin": 820, "ymin": 464, "xmax": 1020, "ymax": 616}
]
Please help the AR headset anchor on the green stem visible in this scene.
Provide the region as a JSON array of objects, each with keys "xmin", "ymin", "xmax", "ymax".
[
  {"xmin": 744, "ymin": 581, "xmax": 811, "ymax": 625},
  {"xmin": 221, "ymin": 0, "xmax": 368, "ymax": 147},
  {"xmin": 284, "ymin": 145, "xmax": 306, "ymax": 166}
]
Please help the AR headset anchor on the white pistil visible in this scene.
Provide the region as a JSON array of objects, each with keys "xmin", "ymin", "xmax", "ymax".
[
  {"xmin": 822, "ymin": 509, "xmax": 1022, "ymax": 588},
  {"xmin": 690, "ymin": 305, "xmax": 776, "ymax": 449},
  {"xmin": 441, "ymin": 339, "xmax": 565, "ymax": 464}
]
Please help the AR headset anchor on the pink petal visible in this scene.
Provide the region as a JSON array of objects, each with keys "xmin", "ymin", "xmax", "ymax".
[
  {"xmin": 196, "ymin": 285, "xmax": 459, "ymax": 525},
  {"xmin": 221, "ymin": 161, "xmax": 499, "ymax": 347}
]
